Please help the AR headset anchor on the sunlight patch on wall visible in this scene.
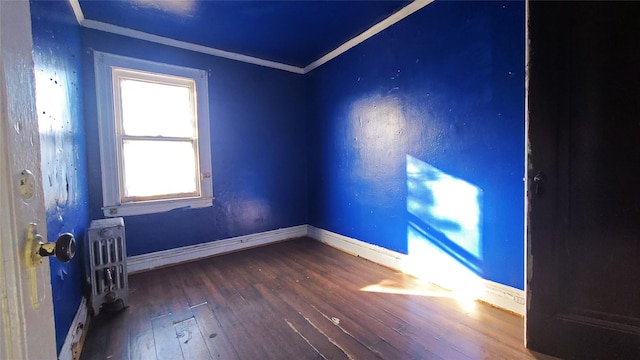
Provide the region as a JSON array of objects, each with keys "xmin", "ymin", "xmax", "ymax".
[{"xmin": 403, "ymin": 155, "xmax": 484, "ymax": 300}]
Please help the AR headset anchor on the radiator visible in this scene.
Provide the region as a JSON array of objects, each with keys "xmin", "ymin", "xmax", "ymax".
[{"xmin": 88, "ymin": 217, "xmax": 128, "ymax": 315}]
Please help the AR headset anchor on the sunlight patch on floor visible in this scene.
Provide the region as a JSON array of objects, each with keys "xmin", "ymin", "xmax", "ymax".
[{"xmin": 360, "ymin": 276, "xmax": 478, "ymax": 314}]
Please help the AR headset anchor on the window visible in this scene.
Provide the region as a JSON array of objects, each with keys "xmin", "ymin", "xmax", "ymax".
[{"xmin": 94, "ymin": 52, "xmax": 213, "ymax": 217}]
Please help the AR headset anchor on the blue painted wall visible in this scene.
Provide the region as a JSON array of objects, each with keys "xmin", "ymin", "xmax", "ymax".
[
  {"xmin": 307, "ymin": 1, "xmax": 525, "ymax": 289},
  {"xmin": 81, "ymin": 30, "xmax": 308, "ymax": 256},
  {"xmin": 30, "ymin": 0, "xmax": 90, "ymax": 353}
]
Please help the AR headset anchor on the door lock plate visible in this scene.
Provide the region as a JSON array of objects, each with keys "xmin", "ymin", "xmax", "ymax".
[{"xmin": 19, "ymin": 169, "xmax": 36, "ymax": 200}]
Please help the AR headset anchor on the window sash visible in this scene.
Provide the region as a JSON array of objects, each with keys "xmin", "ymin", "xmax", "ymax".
[
  {"xmin": 119, "ymin": 137, "xmax": 201, "ymax": 202},
  {"xmin": 114, "ymin": 69, "xmax": 198, "ymax": 138},
  {"xmin": 112, "ymin": 69, "xmax": 202, "ymax": 203}
]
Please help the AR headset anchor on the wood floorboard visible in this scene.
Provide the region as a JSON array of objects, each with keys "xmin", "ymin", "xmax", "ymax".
[
  {"xmin": 129, "ymin": 328, "xmax": 156, "ymax": 360},
  {"xmin": 80, "ymin": 237, "xmax": 557, "ymax": 360},
  {"xmin": 151, "ymin": 315, "xmax": 184, "ymax": 360},
  {"xmin": 235, "ymin": 252, "xmax": 385, "ymax": 354},
  {"xmin": 200, "ymin": 265, "xmax": 279, "ymax": 359},
  {"xmin": 254, "ymin": 282, "xmax": 350, "ymax": 360},
  {"xmin": 276, "ymin": 285, "xmax": 381, "ymax": 359},
  {"xmin": 194, "ymin": 265, "xmax": 273, "ymax": 360},
  {"xmin": 240, "ymin": 246, "xmax": 396, "ymax": 358},
  {"xmin": 289, "ymin": 241, "xmax": 526, "ymax": 358},
  {"xmin": 264, "ymin": 244, "xmax": 463, "ymax": 359},
  {"xmin": 79, "ymin": 311, "xmax": 108, "ymax": 359},
  {"xmin": 126, "ymin": 289, "xmax": 156, "ymax": 360},
  {"xmin": 174, "ymin": 317, "xmax": 212, "ymax": 359},
  {"xmin": 190, "ymin": 303, "xmax": 239, "ymax": 359},
  {"xmin": 227, "ymin": 268, "xmax": 326, "ymax": 359}
]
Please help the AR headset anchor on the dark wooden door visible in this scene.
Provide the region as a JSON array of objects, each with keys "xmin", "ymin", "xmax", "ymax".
[{"xmin": 527, "ymin": 2, "xmax": 640, "ymax": 358}]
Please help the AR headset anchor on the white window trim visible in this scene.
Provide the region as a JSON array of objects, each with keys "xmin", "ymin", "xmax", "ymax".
[{"xmin": 94, "ymin": 51, "xmax": 213, "ymax": 217}]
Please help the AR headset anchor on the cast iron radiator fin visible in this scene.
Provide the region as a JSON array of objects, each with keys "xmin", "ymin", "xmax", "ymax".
[{"xmin": 88, "ymin": 217, "xmax": 129, "ymax": 315}]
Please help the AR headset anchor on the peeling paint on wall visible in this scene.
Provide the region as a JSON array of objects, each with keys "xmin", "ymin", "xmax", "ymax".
[{"xmin": 31, "ymin": 0, "xmax": 89, "ymax": 353}]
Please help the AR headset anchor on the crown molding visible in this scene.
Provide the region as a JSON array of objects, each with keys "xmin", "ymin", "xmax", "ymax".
[
  {"xmin": 304, "ymin": 0, "xmax": 434, "ymax": 73},
  {"xmin": 81, "ymin": 19, "xmax": 304, "ymax": 74},
  {"xmin": 68, "ymin": 0, "xmax": 434, "ymax": 74}
]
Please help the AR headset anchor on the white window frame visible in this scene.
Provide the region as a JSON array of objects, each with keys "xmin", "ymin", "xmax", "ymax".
[{"xmin": 94, "ymin": 51, "xmax": 213, "ymax": 217}]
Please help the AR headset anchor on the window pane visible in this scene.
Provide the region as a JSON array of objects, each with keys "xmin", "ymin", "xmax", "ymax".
[
  {"xmin": 122, "ymin": 140, "xmax": 197, "ymax": 199},
  {"xmin": 120, "ymin": 79, "xmax": 195, "ymax": 137}
]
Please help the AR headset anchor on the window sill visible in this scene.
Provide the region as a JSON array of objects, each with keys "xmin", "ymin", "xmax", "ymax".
[{"xmin": 102, "ymin": 197, "xmax": 214, "ymax": 217}]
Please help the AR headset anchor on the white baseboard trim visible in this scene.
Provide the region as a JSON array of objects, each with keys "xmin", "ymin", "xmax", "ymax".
[
  {"xmin": 307, "ymin": 225, "xmax": 525, "ymax": 316},
  {"xmin": 127, "ymin": 225, "xmax": 308, "ymax": 273},
  {"xmin": 58, "ymin": 297, "xmax": 88, "ymax": 360},
  {"xmin": 307, "ymin": 225, "xmax": 405, "ymax": 270}
]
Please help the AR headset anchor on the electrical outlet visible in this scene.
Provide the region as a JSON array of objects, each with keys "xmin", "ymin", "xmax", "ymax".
[{"xmin": 514, "ymin": 296, "xmax": 525, "ymax": 305}]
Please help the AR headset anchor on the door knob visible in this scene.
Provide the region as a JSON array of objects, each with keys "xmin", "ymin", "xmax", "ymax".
[
  {"xmin": 23, "ymin": 224, "xmax": 76, "ymax": 309},
  {"xmin": 533, "ymin": 171, "xmax": 546, "ymax": 197},
  {"xmin": 38, "ymin": 233, "xmax": 76, "ymax": 263},
  {"xmin": 25, "ymin": 223, "xmax": 76, "ymax": 266}
]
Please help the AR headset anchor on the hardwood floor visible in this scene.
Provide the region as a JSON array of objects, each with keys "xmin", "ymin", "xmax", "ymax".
[{"xmin": 80, "ymin": 237, "xmax": 554, "ymax": 359}]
